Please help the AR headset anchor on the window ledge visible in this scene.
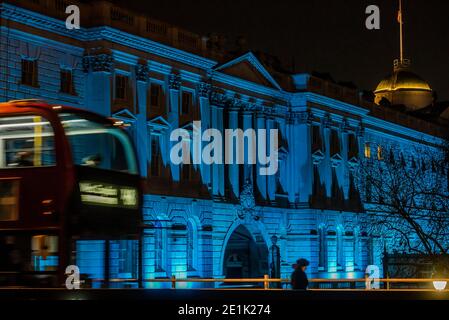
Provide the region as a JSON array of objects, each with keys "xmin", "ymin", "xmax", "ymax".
[{"xmin": 18, "ymin": 83, "xmax": 40, "ymax": 89}]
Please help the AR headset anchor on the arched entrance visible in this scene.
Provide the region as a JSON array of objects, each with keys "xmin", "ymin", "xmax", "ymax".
[{"xmin": 223, "ymin": 225, "xmax": 269, "ymax": 279}]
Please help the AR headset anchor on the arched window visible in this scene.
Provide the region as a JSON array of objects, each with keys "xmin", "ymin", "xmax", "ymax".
[
  {"xmin": 318, "ymin": 227, "xmax": 327, "ymax": 271},
  {"xmin": 186, "ymin": 220, "xmax": 197, "ymax": 271},
  {"xmin": 154, "ymin": 221, "xmax": 166, "ymax": 272}
]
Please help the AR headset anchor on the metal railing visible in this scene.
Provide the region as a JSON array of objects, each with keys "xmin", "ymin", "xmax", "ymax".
[{"xmin": 86, "ymin": 275, "xmax": 449, "ymax": 291}]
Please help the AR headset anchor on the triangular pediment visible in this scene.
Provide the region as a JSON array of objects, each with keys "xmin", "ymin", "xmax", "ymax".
[
  {"xmin": 112, "ymin": 108, "xmax": 137, "ymax": 122},
  {"xmin": 148, "ymin": 116, "xmax": 170, "ymax": 129},
  {"xmin": 214, "ymin": 52, "xmax": 281, "ymax": 90},
  {"xmin": 180, "ymin": 122, "xmax": 193, "ymax": 131}
]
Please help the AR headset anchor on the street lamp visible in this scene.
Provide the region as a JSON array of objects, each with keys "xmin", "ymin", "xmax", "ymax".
[{"xmin": 432, "ymin": 280, "xmax": 447, "ymax": 291}]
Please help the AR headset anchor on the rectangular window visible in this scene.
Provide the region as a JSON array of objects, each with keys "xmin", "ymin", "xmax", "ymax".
[
  {"xmin": 312, "ymin": 125, "xmax": 322, "ymax": 152},
  {"xmin": 58, "ymin": 113, "xmax": 138, "ymax": 174},
  {"xmin": 31, "ymin": 235, "xmax": 59, "ymax": 271},
  {"xmin": 150, "ymin": 84, "xmax": 162, "ymax": 108},
  {"xmin": 318, "ymin": 228, "xmax": 327, "ymax": 270},
  {"xmin": 364, "ymin": 142, "xmax": 371, "ymax": 158},
  {"xmin": 275, "ymin": 168, "xmax": 282, "ymax": 193},
  {"xmin": 0, "ymin": 115, "xmax": 56, "ymax": 168},
  {"xmin": 109, "ymin": 240, "xmax": 139, "ymax": 281},
  {"xmin": 377, "ymin": 145, "xmax": 384, "ymax": 160},
  {"xmin": 330, "ymin": 129, "xmax": 340, "ymax": 155},
  {"xmin": 60, "ymin": 69, "xmax": 75, "ymax": 95},
  {"xmin": 182, "ymin": 164, "xmax": 191, "ymax": 181},
  {"xmin": 0, "ymin": 179, "xmax": 20, "ymax": 221},
  {"xmin": 21, "ymin": 59, "xmax": 38, "ymax": 87},
  {"xmin": 348, "ymin": 134, "xmax": 359, "ymax": 159},
  {"xmin": 181, "ymin": 91, "xmax": 193, "ymax": 115},
  {"xmin": 154, "ymin": 221, "xmax": 166, "ymax": 272},
  {"xmin": 151, "ymin": 137, "xmax": 160, "ymax": 177},
  {"xmin": 115, "ymin": 75, "xmax": 129, "ymax": 100}
]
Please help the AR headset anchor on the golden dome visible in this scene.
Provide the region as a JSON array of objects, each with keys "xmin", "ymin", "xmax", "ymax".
[
  {"xmin": 374, "ymin": 69, "xmax": 432, "ymax": 93},
  {"xmin": 374, "ymin": 60, "xmax": 434, "ymax": 110}
]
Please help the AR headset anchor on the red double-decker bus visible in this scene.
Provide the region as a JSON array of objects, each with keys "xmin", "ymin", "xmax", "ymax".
[{"xmin": 0, "ymin": 100, "xmax": 142, "ymax": 288}]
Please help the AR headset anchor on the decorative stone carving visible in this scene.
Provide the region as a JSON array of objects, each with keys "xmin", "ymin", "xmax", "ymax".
[
  {"xmin": 242, "ymin": 102, "xmax": 258, "ymax": 113},
  {"xmin": 168, "ymin": 73, "xmax": 181, "ymax": 90},
  {"xmin": 348, "ymin": 157, "xmax": 359, "ymax": 171},
  {"xmin": 331, "ymin": 153, "xmax": 343, "ymax": 167},
  {"xmin": 312, "ymin": 150, "xmax": 325, "ymax": 165},
  {"xmin": 293, "ymin": 111, "xmax": 312, "ymax": 125},
  {"xmin": 210, "ymin": 91, "xmax": 227, "ymax": 107},
  {"xmin": 228, "ymin": 97, "xmax": 243, "ymax": 109},
  {"xmin": 83, "ymin": 54, "xmax": 114, "ymax": 73},
  {"xmin": 341, "ymin": 118, "xmax": 350, "ymax": 133},
  {"xmin": 237, "ymin": 179, "xmax": 260, "ymax": 221},
  {"xmin": 198, "ymin": 81, "xmax": 211, "ymax": 98},
  {"xmin": 82, "ymin": 56, "xmax": 90, "ymax": 73},
  {"xmin": 136, "ymin": 63, "xmax": 149, "ymax": 82},
  {"xmin": 322, "ymin": 113, "xmax": 331, "ymax": 129}
]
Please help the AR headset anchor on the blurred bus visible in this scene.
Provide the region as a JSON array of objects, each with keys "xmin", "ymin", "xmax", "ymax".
[{"xmin": 0, "ymin": 100, "xmax": 142, "ymax": 288}]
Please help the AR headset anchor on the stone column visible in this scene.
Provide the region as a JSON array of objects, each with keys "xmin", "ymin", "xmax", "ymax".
[
  {"xmin": 255, "ymin": 111, "xmax": 267, "ymax": 200},
  {"xmin": 211, "ymin": 104, "xmax": 220, "ymax": 197},
  {"xmin": 136, "ymin": 63, "xmax": 150, "ymax": 177},
  {"xmin": 341, "ymin": 121, "xmax": 350, "ymax": 200},
  {"xmin": 266, "ymin": 116, "xmax": 276, "ymax": 201},
  {"xmin": 83, "ymin": 53, "xmax": 114, "ymax": 117},
  {"xmin": 322, "ymin": 115, "xmax": 332, "ymax": 198},
  {"xmin": 217, "ymin": 105, "xmax": 225, "ymax": 196},
  {"xmin": 242, "ymin": 108, "xmax": 253, "ymax": 183},
  {"xmin": 228, "ymin": 107, "xmax": 240, "ymax": 198},
  {"xmin": 168, "ymin": 73, "xmax": 181, "ymax": 181},
  {"xmin": 198, "ymin": 82, "xmax": 211, "ymax": 187},
  {"xmin": 296, "ymin": 112, "xmax": 313, "ymax": 203}
]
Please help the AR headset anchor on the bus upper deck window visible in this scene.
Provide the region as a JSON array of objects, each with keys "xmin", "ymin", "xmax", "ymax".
[
  {"xmin": 59, "ymin": 113, "xmax": 138, "ymax": 175},
  {"xmin": 0, "ymin": 115, "xmax": 56, "ymax": 168}
]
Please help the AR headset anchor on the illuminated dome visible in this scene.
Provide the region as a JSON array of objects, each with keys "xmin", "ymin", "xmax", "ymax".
[{"xmin": 374, "ymin": 60, "xmax": 433, "ymax": 110}]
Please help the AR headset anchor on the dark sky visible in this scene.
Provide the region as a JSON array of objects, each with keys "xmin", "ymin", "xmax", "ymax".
[{"xmin": 103, "ymin": 0, "xmax": 449, "ymax": 100}]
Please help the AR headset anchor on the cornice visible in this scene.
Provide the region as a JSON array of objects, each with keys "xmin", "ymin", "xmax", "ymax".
[{"xmin": 0, "ymin": 3, "xmax": 217, "ymax": 70}]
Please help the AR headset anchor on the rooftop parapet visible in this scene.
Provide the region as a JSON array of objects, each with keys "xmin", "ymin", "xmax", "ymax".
[{"xmin": 2, "ymin": 0, "xmax": 225, "ymax": 61}]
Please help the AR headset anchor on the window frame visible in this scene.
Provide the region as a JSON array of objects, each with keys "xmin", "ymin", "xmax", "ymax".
[
  {"xmin": 20, "ymin": 58, "xmax": 39, "ymax": 87},
  {"xmin": 181, "ymin": 90, "xmax": 194, "ymax": 115},
  {"xmin": 60, "ymin": 68, "xmax": 76, "ymax": 96},
  {"xmin": 149, "ymin": 82, "xmax": 165, "ymax": 110},
  {"xmin": 0, "ymin": 114, "xmax": 57, "ymax": 169},
  {"xmin": 115, "ymin": 74, "xmax": 129, "ymax": 101},
  {"xmin": 150, "ymin": 135, "xmax": 161, "ymax": 177}
]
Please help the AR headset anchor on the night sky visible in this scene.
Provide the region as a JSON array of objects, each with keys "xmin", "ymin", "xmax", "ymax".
[{"xmin": 98, "ymin": 0, "xmax": 449, "ymax": 100}]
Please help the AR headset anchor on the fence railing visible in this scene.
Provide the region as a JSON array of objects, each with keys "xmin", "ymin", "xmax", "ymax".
[
  {"xmin": 87, "ymin": 275, "xmax": 449, "ymax": 291},
  {"xmin": 1, "ymin": 272, "xmax": 448, "ymax": 290}
]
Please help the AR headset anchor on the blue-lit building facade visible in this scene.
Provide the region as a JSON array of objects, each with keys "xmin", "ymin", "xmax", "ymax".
[{"xmin": 1, "ymin": 1, "xmax": 448, "ymax": 287}]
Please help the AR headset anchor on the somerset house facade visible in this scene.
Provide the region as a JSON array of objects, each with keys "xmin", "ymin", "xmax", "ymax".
[{"xmin": 0, "ymin": 0, "xmax": 448, "ymax": 287}]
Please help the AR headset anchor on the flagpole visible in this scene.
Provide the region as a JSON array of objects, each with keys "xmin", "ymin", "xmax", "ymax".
[{"xmin": 399, "ymin": 0, "xmax": 404, "ymax": 64}]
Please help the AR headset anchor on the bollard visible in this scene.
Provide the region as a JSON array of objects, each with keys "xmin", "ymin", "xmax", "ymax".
[
  {"xmin": 386, "ymin": 273, "xmax": 390, "ymax": 290},
  {"xmin": 264, "ymin": 274, "xmax": 269, "ymax": 290}
]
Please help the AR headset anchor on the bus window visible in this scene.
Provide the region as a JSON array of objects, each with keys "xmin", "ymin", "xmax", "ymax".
[
  {"xmin": 0, "ymin": 179, "xmax": 20, "ymax": 221},
  {"xmin": 59, "ymin": 113, "xmax": 138, "ymax": 174},
  {"xmin": 31, "ymin": 235, "xmax": 58, "ymax": 272},
  {"xmin": 0, "ymin": 115, "xmax": 56, "ymax": 168}
]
